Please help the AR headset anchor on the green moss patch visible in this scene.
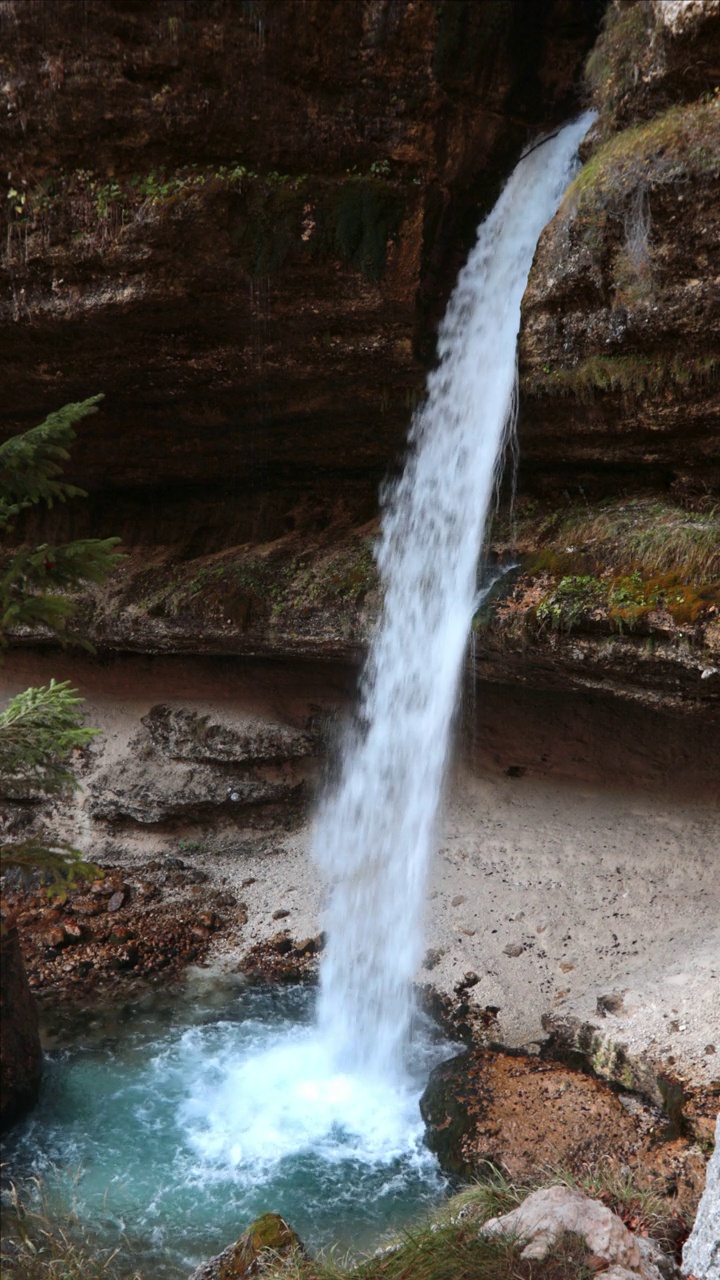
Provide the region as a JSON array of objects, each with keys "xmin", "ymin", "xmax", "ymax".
[
  {"xmin": 584, "ymin": 1, "xmax": 653, "ymax": 133},
  {"xmin": 532, "ymin": 570, "xmax": 719, "ymax": 634},
  {"xmin": 566, "ymin": 101, "xmax": 720, "ymax": 218},
  {"xmin": 522, "ymin": 353, "xmax": 720, "ymax": 400}
]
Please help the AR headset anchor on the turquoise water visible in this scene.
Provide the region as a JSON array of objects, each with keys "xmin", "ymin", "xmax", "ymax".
[{"xmin": 1, "ymin": 978, "xmax": 449, "ymax": 1277}]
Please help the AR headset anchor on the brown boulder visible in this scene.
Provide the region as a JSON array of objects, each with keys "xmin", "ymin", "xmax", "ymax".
[
  {"xmin": 420, "ymin": 1049, "xmax": 640, "ymax": 1181},
  {"xmin": 0, "ymin": 926, "xmax": 42, "ymax": 1129}
]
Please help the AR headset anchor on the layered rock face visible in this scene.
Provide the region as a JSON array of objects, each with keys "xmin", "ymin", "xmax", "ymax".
[
  {"xmin": 478, "ymin": 0, "xmax": 720, "ymax": 714},
  {"xmin": 519, "ymin": 0, "xmax": 720, "ymax": 497},
  {"xmin": 1, "ymin": 0, "xmax": 602, "ymax": 546},
  {"xmin": 3, "ymin": 1, "xmax": 718, "ymax": 717}
]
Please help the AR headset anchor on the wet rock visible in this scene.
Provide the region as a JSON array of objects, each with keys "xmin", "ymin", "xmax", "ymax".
[
  {"xmin": 482, "ymin": 1186, "xmax": 678, "ymax": 1278},
  {"xmin": 541, "ymin": 1013, "xmax": 665, "ymax": 1108},
  {"xmin": 293, "ymin": 937, "xmax": 318, "ymax": 957},
  {"xmin": 272, "ymin": 908, "xmax": 290, "ymax": 920},
  {"xmin": 240, "ymin": 932, "xmax": 319, "ymax": 984},
  {"xmin": 110, "ymin": 945, "xmax": 139, "ymax": 971},
  {"xmin": 0, "ymin": 927, "xmax": 42, "ymax": 1129},
  {"xmin": 109, "ymin": 926, "xmax": 133, "ymax": 945},
  {"xmin": 188, "ymin": 1212, "xmax": 303, "ymax": 1280},
  {"xmin": 423, "ymin": 947, "xmax": 443, "ymax": 970},
  {"xmin": 420, "ymin": 1049, "xmax": 641, "ymax": 1181}
]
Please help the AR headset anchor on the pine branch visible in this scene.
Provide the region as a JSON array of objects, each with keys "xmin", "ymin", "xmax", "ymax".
[
  {"xmin": 0, "ymin": 395, "xmax": 103, "ymax": 526},
  {"xmin": 0, "ymin": 681, "xmax": 98, "ymax": 798},
  {"xmin": 0, "ymin": 537, "xmax": 124, "ymax": 644},
  {"xmin": 0, "ymin": 839, "xmax": 100, "ymax": 894}
]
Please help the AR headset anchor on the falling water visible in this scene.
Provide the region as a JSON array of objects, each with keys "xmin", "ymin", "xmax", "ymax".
[{"xmin": 314, "ymin": 113, "xmax": 594, "ymax": 1079}]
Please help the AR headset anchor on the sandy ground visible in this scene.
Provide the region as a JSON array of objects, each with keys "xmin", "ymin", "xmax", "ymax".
[
  {"xmin": 2, "ymin": 650, "xmax": 719, "ymax": 1090},
  {"xmin": 193, "ymin": 768, "xmax": 720, "ymax": 1089}
]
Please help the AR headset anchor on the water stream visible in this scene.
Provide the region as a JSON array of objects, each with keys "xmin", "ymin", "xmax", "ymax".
[
  {"xmin": 314, "ymin": 113, "xmax": 593, "ymax": 1079},
  {"xmin": 1, "ymin": 114, "xmax": 593, "ymax": 1273}
]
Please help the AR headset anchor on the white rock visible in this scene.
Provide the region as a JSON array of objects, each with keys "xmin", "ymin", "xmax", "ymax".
[
  {"xmin": 682, "ymin": 1113, "xmax": 720, "ymax": 1280},
  {"xmin": 654, "ymin": 0, "xmax": 720, "ymax": 36},
  {"xmin": 482, "ymin": 1185, "xmax": 665, "ymax": 1277}
]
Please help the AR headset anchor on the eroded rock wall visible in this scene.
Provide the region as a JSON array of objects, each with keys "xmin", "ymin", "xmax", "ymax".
[{"xmin": 1, "ymin": 0, "xmax": 602, "ymax": 547}]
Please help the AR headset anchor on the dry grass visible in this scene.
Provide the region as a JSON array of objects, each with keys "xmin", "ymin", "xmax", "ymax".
[
  {"xmin": 516, "ymin": 498, "xmax": 720, "ymax": 582},
  {"xmin": 557, "ymin": 499, "xmax": 720, "ymax": 580},
  {"xmin": 1, "ymin": 1166, "xmax": 682, "ymax": 1280},
  {"xmin": 0, "ymin": 1182, "xmax": 142, "ymax": 1280}
]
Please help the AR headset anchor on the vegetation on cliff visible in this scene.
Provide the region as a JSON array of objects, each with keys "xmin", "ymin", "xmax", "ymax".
[
  {"xmin": 1, "ymin": 399, "xmax": 121, "ymax": 888},
  {"xmin": 483, "ymin": 496, "xmax": 720, "ymax": 641},
  {"xmin": 7, "ymin": 165, "xmax": 405, "ymax": 284}
]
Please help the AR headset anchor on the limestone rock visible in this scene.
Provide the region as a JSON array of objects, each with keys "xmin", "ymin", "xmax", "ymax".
[
  {"xmin": 0, "ymin": 926, "xmax": 42, "ymax": 1129},
  {"xmin": 142, "ymin": 705, "xmax": 316, "ymax": 765},
  {"xmin": 682, "ymin": 1112, "xmax": 720, "ymax": 1280},
  {"xmin": 87, "ymin": 705, "xmax": 316, "ymax": 825},
  {"xmin": 482, "ymin": 1186, "xmax": 672, "ymax": 1279},
  {"xmin": 188, "ymin": 1213, "xmax": 303, "ymax": 1280}
]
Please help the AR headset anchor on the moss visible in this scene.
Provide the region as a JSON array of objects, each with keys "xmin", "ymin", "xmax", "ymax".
[
  {"xmin": 137, "ymin": 537, "xmax": 378, "ymax": 631},
  {"xmin": 567, "ymin": 101, "xmax": 720, "ymax": 218},
  {"xmin": 523, "ymin": 352, "xmax": 720, "ymax": 401},
  {"xmin": 534, "ymin": 569, "xmax": 719, "ymax": 635},
  {"xmin": 584, "ymin": 1, "xmax": 652, "ymax": 129}
]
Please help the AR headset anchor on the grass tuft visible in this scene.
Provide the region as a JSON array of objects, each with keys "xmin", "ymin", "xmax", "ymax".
[
  {"xmin": 522, "ymin": 353, "xmax": 720, "ymax": 401},
  {"xmin": 0, "ymin": 1182, "xmax": 143, "ymax": 1280}
]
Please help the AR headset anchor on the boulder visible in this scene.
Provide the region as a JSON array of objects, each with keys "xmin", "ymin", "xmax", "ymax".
[
  {"xmin": 420, "ymin": 1049, "xmax": 640, "ymax": 1180},
  {"xmin": 188, "ymin": 1214, "xmax": 303, "ymax": 1280},
  {"xmin": 482, "ymin": 1185, "xmax": 679, "ymax": 1279},
  {"xmin": 0, "ymin": 926, "xmax": 42, "ymax": 1129}
]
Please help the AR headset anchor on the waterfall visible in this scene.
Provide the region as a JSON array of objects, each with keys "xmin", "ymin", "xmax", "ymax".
[{"xmin": 313, "ymin": 113, "xmax": 594, "ymax": 1079}]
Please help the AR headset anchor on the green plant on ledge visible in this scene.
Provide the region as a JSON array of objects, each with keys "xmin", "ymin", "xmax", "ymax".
[{"xmin": 1, "ymin": 396, "xmax": 123, "ymax": 896}]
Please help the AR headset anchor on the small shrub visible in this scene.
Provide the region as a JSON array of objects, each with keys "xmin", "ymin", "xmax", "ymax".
[{"xmin": 536, "ymin": 575, "xmax": 605, "ymax": 631}]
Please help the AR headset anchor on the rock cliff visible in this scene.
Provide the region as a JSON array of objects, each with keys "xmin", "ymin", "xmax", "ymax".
[
  {"xmin": 3, "ymin": 0, "xmax": 718, "ymax": 719},
  {"xmin": 1, "ymin": 0, "xmax": 602, "ymax": 544}
]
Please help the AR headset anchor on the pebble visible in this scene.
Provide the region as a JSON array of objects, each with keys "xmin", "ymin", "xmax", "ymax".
[
  {"xmin": 107, "ymin": 890, "xmax": 126, "ymax": 913},
  {"xmin": 504, "ymin": 943, "xmax": 524, "ymax": 957},
  {"xmin": 62, "ymin": 920, "xmax": 84, "ymax": 944}
]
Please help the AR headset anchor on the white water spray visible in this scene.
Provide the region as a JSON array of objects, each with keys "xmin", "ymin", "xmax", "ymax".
[{"xmin": 314, "ymin": 114, "xmax": 594, "ymax": 1079}]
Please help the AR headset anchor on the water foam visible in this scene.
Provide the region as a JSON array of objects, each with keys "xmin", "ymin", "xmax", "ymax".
[{"xmin": 314, "ymin": 114, "xmax": 594, "ymax": 1079}]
